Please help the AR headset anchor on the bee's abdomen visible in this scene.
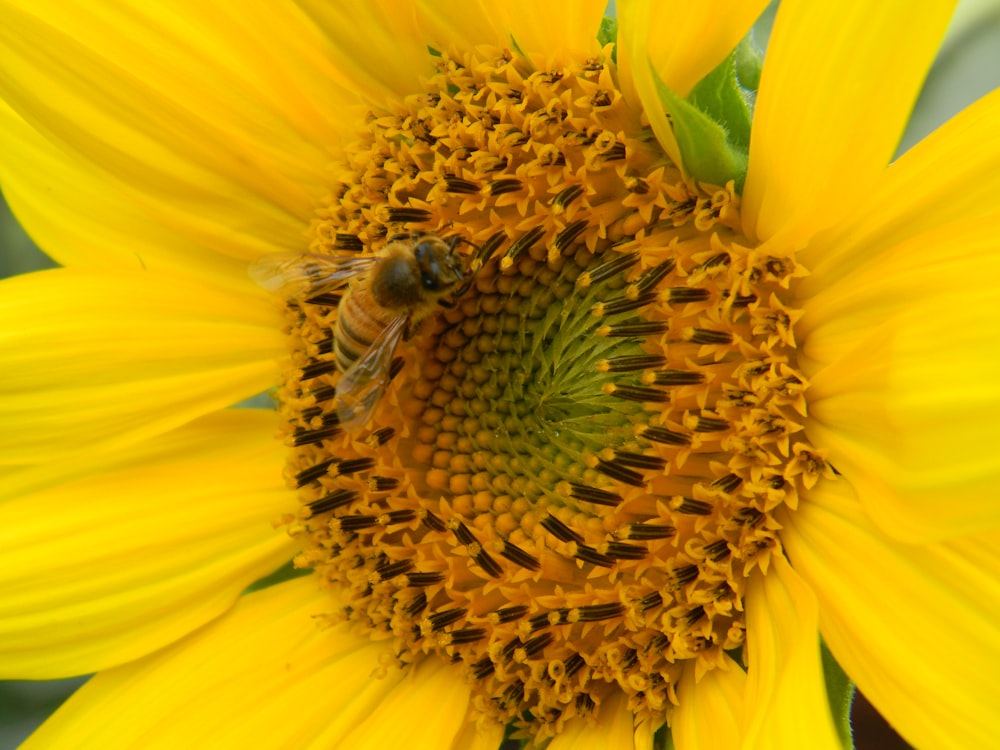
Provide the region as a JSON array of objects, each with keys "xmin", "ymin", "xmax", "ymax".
[{"xmin": 334, "ymin": 286, "xmax": 394, "ymax": 371}]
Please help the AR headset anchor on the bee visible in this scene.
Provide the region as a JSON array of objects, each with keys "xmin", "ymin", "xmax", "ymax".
[{"xmin": 251, "ymin": 232, "xmax": 468, "ymax": 429}]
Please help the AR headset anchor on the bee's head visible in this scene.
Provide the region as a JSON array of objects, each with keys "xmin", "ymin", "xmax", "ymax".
[{"xmin": 414, "ymin": 236, "xmax": 466, "ymax": 293}]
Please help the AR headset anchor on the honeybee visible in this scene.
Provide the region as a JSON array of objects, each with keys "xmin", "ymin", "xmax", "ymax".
[{"xmin": 251, "ymin": 232, "xmax": 468, "ymax": 429}]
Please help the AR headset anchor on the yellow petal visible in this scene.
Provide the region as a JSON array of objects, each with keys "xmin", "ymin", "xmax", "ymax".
[
  {"xmin": 548, "ymin": 690, "xmax": 640, "ymax": 750},
  {"xmin": 672, "ymin": 657, "xmax": 745, "ymax": 750},
  {"xmin": 448, "ymin": 717, "xmax": 506, "ymax": 750},
  {"xmin": 743, "ymin": 555, "xmax": 842, "ymax": 750},
  {"xmin": 487, "ymin": 0, "xmax": 606, "ymax": 64},
  {"xmin": 0, "ymin": 410, "xmax": 296, "ymax": 679},
  {"xmin": 798, "ymin": 219, "xmax": 1000, "ymax": 542},
  {"xmin": 0, "ymin": 1, "xmax": 346, "ymax": 275},
  {"xmin": 617, "ymin": 0, "xmax": 681, "ymax": 170},
  {"xmin": 0, "ymin": 103, "xmax": 262, "ymax": 295},
  {"xmin": 620, "ymin": 0, "xmax": 768, "ymax": 98},
  {"xmin": 414, "ymin": 0, "xmax": 507, "ymax": 52},
  {"xmin": 292, "ymin": 0, "xmax": 431, "ymax": 107},
  {"xmin": 633, "ymin": 714, "xmax": 658, "ymax": 750},
  {"xmin": 782, "ymin": 478, "xmax": 1000, "ymax": 749},
  {"xmin": 742, "ymin": 0, "xmax": 956, "ymax": 246},
  {"xmin": 20, "ymin": 578, "xmax": 413, "ymax": 749},
  {"xmin": 333, "ymin": 657, "xmax": 472, "ymax": 748},
  {"xmin": 797, "ymin": 86, "xmax": 1000, "ymax": 292},
  {"xmin": 0, "ymin": 268, "xmax": 284, "ymax": 465}
]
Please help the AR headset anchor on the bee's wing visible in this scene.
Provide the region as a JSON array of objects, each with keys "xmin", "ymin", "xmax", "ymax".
[
  {"xmin": 335, "ymin": 315, "xmax": 408, "ymax": 429},
  {"xmin": 249, "ymin": 253, "xmax": 378, "ymax": 298}
]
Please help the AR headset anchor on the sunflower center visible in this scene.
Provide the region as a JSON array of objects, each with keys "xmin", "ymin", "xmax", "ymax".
[{"xmin": 276, "ymin": 46, "xmax": 827, "ymax": 734}]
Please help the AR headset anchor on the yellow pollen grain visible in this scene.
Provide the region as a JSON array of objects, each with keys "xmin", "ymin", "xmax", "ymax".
[{"xmin": 272, "ymin": 44, "xmax": 824, "ymax": 736}]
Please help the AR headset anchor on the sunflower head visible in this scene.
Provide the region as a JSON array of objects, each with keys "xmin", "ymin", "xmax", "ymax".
[{"xmin": 270, "ymin": 43, "xmax": 824, "ymax": 736}]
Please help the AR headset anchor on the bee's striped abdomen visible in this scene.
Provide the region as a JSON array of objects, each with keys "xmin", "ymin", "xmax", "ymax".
[{"xmin": 334, "ymin": 278, "xmax": 396, "ymax": 372}]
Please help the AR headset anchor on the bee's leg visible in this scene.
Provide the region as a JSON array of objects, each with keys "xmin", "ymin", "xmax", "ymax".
[
  {"xmin": 451, "ymin": 280, "xmax": 472, "ymax": 300},
  {"xmin": 451, "ymin": 238, "xmax": 486, "ymax": 299}
]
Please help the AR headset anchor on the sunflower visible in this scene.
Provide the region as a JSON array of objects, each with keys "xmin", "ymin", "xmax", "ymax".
[{"xmin": 2, "ymin": 1, "xmax": 999, "ymax": 748}]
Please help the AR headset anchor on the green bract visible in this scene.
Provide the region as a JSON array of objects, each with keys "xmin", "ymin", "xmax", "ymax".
[{"xmin": 653, "ymin": 36, "xmax": 761, "ymax": 191}]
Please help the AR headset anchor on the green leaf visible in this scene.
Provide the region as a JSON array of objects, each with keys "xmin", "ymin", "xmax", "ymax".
[
  {"xmin": 656, "ymin": 721, "xmax": 675, "ymax": 750},
  {"xmin": 243, "ymin": 559, "xmax": 310, "ymax": 594},
  {"xmin": 649, "ymin": 35, "xmax": 762, "ymax": 192},
  {"xmin": 734, "ymin": 33, "xmax": 763, "ymax": 92},
  {"xmin": 821, "ymin": 639, "xmax": 856, "ymax": 749},
  {"xmin": 651, "ymin": 75, "xmax": 748, "ymax": 191},
  {"xmin": 597, "ymin": 16, "xmax": 619, "ymax": 63},
  {"xmin": 687, "ymin": 37, "xmax": 758, "ymax": 154}
]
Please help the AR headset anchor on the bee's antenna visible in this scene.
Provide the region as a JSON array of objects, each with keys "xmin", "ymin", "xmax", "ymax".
[{"xmin": 448, "ymin": 234, "xmax": 481, "ymax": 253}]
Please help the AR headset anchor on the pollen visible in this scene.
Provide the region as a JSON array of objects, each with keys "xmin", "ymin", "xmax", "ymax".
[{"xmin": 275, "ymin": 45, "xmax": 823, "ymax": 736}]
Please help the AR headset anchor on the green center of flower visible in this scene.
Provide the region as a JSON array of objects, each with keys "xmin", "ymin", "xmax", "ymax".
[{"xmin": 276, "ymin": 46, "xmax": 828, "ymax": 735}]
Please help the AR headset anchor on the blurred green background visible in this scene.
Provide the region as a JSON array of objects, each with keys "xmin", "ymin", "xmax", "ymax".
[{"xmin": 2, "ymin": 1, "xmax": 998, "ymax": 747}]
